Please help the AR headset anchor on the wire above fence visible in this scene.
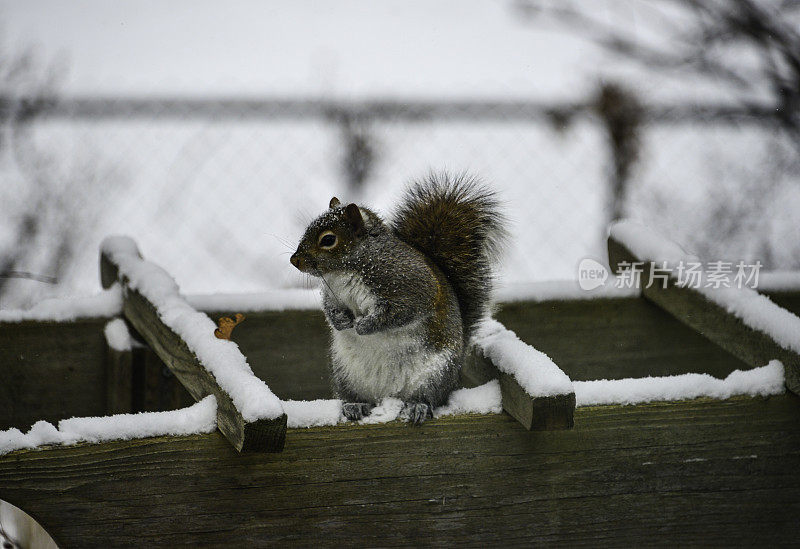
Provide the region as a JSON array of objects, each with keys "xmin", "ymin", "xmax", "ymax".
[{"xmin": 0, "ymin": 95, "xmax": 781, "ymax": 124}]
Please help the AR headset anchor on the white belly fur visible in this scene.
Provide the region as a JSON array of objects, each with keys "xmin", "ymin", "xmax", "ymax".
[
  {"xmin": 332, "ymin": 325, "xmax": 451, "ymax": 401},
  {"xmin": 325, "ymin": 272, "xmax": 451, "ymax": 401},
  {"xmin": 324, "ymin": 271, "xmax": 377, "ymax": 317}
]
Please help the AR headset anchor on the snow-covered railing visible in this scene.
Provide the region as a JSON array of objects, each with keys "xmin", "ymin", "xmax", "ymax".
[
  {"xmin": 100, "ymin": 236, "xmax": 287, "ymax": 452},
  {"xmin": 4, "ymin": 232, "xmax": 800, "ymax": 546},
  {"xmin": 2, "ymin": 277, "xmax": 796, "ymax": 325},
  {"xmin": 1, "ymin": 396, "xmax": 218, "ymax": 456},
  {"xmin": 608, "ymin": 220, "xmax": 800, "ymax": 396},
  {"xmin": 465, "ymin": 319, "xmax": 576, "ymax": 430}
]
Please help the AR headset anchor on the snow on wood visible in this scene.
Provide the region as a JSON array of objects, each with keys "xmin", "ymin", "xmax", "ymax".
[
  {"xmin": 59, "ymin": 396, "xmax": 217, "ymax": 442},
  {"xmin": 185, "ymin": 290, "xmax": 321, "ymax": 312},
  {"xmin": 358, "ymin": 398, "xmax": 406, "ymax": 425},
  {"xmin": 0, "ymin": 287, "xmax": 321, "ymax": 323},
  {"xmin": 609, "ymin": 221, "xmax": 800, "ymax": 358},
  {"xmin": 496, "ymin": 280, "xmax": 640, "ymax": 302},
  {"xmin": 281, "ymin": 399, "xmax": 343, "ymax": 428},
  {"xmin": 100, "ymin": 235, "xmax": 284, "ymax": 422},
  {"xmin": 696, "ymin": 285, "xmax": 800, "ymax": 356},
  {"xmin": 2, "ymin": 358, "xmax": 782, "ymax": 452},
  {"xmin": 190, "ymin": 280, "xmax": 643, "ymax": 312},
  {"xmin": 103, "ymin": 318, "xmax": 132, "ymax": 352},
  {"xmin": 8, "ymin": 269, "xmax": 794, "ymax": 325},
  {"xmin": 759, "ymin": 271, "xmax": 800, "ymax": 292},
  {"xmin": 0, "ymin": 288, "xmax": 122, "ymax": 322},
  {"xmin": 433, "ymin": 380, "xmax": 503, "ymax": 417},
  {"xmin": 473, "ymin": 319, "xmax": 574, "ymax": 397},
  {"xmin": 0, "ymin": 396, "xmax": 217, "ymax": 456},
  {"xmin": 574, "ymin": 361, "xmax": 784, "ymax": 407},
  {"xmin": 282, "ymin": 358, "xmax": 782, "ymax": 426},
  {"xmin": 609, "ymin": 220, "xmax": 696, "ymax": 264},
  {"xmin": 281, "ymin": 381, "xmax": 503, "ymax": 428}
]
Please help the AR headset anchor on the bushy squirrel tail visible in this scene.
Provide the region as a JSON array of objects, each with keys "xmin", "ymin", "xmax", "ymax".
[{"xmin": 392, "ymin": 173, "xmax": 507, "ymax": 342}]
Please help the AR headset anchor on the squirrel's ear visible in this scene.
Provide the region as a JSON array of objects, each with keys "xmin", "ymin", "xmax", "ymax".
[
  {"xmin": 344, "ymin": 203, "xmax": 365, "ymax": 237},
  {"xmin": 329, "ymin": 197, "xmax": 341, "ymax": 209}
]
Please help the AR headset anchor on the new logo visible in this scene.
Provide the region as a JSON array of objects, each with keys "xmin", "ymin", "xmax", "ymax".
[{"xmin": 578, "ymin": 258, "xmax": 609, "ymax": 291}]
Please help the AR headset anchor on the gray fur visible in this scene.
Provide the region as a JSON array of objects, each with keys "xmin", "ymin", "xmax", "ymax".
[{"xmin": 291, "ymin": 174, "xmax": 505, "ymax": 425}]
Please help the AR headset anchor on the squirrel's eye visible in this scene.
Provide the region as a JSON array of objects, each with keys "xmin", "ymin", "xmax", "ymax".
[{"xmin": 318, "ymin": 232, "xmax": 337, "ymax": 249}]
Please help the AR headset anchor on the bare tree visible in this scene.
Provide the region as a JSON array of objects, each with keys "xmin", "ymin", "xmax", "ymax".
[
  {"xmin": 0, "ymin": 40, "xmax": 119, "ymax": 308},
  {"xmin": 514, "ymin": 0, "xmax": 800, "ymax": 268},
  {"xmin": 514, "ymin": 0, "xmax": 800, "ymax": 138},
  {"xmin": 0, "ymin": 45, "xmax": 58, "ymax": 297},
  {"xmin": 593, "ymin": 81, "xmax": 644, "ymax": 221},
  {"xmin": 329, "ymin": 110, "xmax": 377, "ymax": 197}
]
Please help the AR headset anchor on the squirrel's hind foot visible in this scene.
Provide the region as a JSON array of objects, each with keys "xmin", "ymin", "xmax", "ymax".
[
  {"xmin": 342, "ymin": 402, "xmax": 374, "ymax": 421},
  {"xmin": 404, "ymin": 402, "xmax": 433, "ymax": 426}
]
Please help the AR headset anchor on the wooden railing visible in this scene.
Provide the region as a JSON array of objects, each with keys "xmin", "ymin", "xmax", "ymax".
[{"xmin": 2, "ymin": 225, "xmax": 800, "ymax": 546}]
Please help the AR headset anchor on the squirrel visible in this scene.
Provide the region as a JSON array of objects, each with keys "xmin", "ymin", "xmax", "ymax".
[{"xmin": 290, "ymin": 173, "xmax": 506, "ymax": 425}]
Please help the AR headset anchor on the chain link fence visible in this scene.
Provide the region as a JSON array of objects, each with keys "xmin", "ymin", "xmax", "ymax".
[{"xmin": 1, "ymin": 91, "xmax": 798, "ymax": 308}]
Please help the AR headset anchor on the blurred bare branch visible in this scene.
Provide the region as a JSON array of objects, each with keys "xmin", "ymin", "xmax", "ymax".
[
  {"xmin": 514, "ymin": 0, "xmax": 800, "ymax": 137},
  {"xmin": 0, "ymin": 39, "xmax": 118, "ymax": 308},
  {"xmin": 593, "ymin": 82, "xmax": 644, "ymax": 221},
  {"xmin": 330, "ymin": 110, "xmax": 377, "ymax": 196}
]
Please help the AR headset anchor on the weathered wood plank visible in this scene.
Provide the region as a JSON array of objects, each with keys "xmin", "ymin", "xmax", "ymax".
[
  {"xmin": 200, "ymin": 308, "xmax": 331, "ymax": 400},
  {"xmin": 203, "ymin": 297, "xmax": 756, "ymax": 400},
  {"xmin": 609, "ymin": 235, "xmax": 800, "ymax": 396},
  {"xmin": 6, "ymin": 284, "xmax": 781, "ymax": 433},
  {"xmin": 138, "ymin": 347, "xmax": 195, "ymax": 413},
  {"xmin": 1, "ymin": 394, "xmax": 798, "ymax": 547},
  {"xmin": 496, "ymin": 297, "xmax": 752, "ymax": 382},
  {"xmin": 2, "ymin": 292, "xmax": 761, "ymax": 432},
  {"xmin": 206, "ymin": 309, "xmax": 576, "ymax": 431},
  {"xmin": 100, "ymin": 243, "xmax": 287, "ymax": 453},
  {"xmin": 121, "ymin": 285, "xmax": 286, "ymax": 452},
  {"xmin": 0, "ymin": 319, "xmax": 109, "ymax": 431},
  {"xmin": 112, "ymin": 344, "xmax": 194, "ymax": 415},
  {"xmin": 463, "ymin": 348, "xmax": 574, "ymax": 430},
  {"xmin": 105, "ymin": 341, "xmax": 133, "ymax": 415},
  {"xmin": 105, "ymin": 318, "xmax": 194, "ymax": 415}
]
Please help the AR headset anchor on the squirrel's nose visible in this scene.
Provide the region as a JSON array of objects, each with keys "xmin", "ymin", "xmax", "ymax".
[{"xmin": 290, "ymin": 253, "xmax": 301, "ymax": 269}]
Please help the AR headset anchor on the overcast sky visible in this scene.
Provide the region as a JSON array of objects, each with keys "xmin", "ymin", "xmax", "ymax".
[
  {"xmin": 2, "ymin": 0, "xmax": 626, "ymax": 99},
  {"xmin": 3, "ymin": 0, "xmax": 761, "ymax": 103}
]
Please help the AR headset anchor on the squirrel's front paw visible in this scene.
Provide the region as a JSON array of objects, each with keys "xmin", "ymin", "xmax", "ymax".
[
  {"xmin": 329, "ymin": 308, "xmax": 355, "ymax": 331},
  {"xmin": 354, "ymin": 315, "xmax": 379, "ymax": 335},
  {"xmin": 342, "ymin": 402, "xmax": 374, "ymax": 421},
  {"xmin": 404, "ymin": 402, "xmax": 433, "ymax": 426}
]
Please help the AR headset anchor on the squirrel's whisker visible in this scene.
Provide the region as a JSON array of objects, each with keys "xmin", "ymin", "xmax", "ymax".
[{"xmin": 268, "ymin": 233, "xmax": 294, "ymax": 250}]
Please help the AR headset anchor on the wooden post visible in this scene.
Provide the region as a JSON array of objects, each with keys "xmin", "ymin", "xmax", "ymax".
[
  {"xmin": 608, "ymin": 230, "xmax": 800, "ymax": 396},
  {"xmin": 105, "ymin": 334, "xmax": 134, "ymax": 415},
  {"xmin": 463, "ymin": 342, "xmax": 575, "ymax": 431},
  {"xmin": 100, "ymin": 240, "xmax": 287, "ymax": 452}
]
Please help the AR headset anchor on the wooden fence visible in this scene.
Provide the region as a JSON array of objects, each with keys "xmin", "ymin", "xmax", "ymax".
[{"xmin": 0, "ymin": 231, "xmax": 799, "ymax": 546}]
